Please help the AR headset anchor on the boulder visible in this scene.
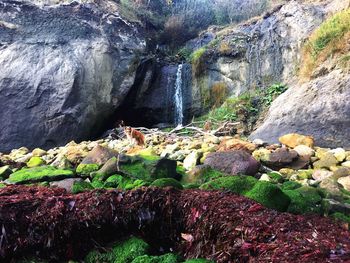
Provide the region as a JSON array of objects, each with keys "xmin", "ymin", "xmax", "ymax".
[
  {"xmin": 250, "ymin": 71, "xmax": 350, "ymax": 148},
  {"xmin": 50, "ymin": 178, "xmax": 83, "ymax": 193},
  {"xmin": 0, "ymin": 0, "xmax": 145, "ymax": 152},
  {"xmin": 338, "ymin": 176, "xmax": 350, "ymax": 191},
  {"xmin": 313, "ymin": 152, "xmax": 338, "ymax": 169},
  {"xmin": 217, "ymin": 138, "xmax": 257, "ymax": 152},
  {"xmin": 204, "ymin": 150, "xmax": 260, "ymax": 176},
  {"xmin": 279, "ymin": 134, "xmax": 314, "ymax": 148},
  {"xmin": 183, "ymin": 151, "xmax": 201, "ymax": 171},
  {"xmin": 81, "ymin": 145, "xmax": 118, "ymax": 165}
]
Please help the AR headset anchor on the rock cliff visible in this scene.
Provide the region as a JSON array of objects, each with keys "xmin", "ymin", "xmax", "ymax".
[{"xmin": 0, "ymin": 0, "xmax": 145, "ymax": 152}]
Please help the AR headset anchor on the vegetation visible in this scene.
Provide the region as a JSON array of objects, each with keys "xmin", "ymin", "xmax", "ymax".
[
  {"xmin": 244, "ymin": 181, "xmax": 291, "ymax": 212},
  {"xmin": 151, "ymin": 178, "xmax": 183, "ymax": 189},
  {"xmin": 300, "ymin": 9, "xmax": 350, "ymax": 78},
  {"xmin": 200, "ymin": 175, "xmax": 258, "ymax": 194}
]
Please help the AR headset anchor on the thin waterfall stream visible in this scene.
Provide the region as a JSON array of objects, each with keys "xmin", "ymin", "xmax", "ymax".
[{"xmin": 174, "ymin": 64, "xmax": 184, "ymax": 127}]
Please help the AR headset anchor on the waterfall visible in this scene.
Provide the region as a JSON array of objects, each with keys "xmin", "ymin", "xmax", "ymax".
[{"xmin": 174, "ymin": 64, "xmax": 184, "ymax": 126}]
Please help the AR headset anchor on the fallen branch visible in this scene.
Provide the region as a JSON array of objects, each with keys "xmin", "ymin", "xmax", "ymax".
[{"xmin": 0, "ymin": 186, "xmax": 349, "ymax": 262}]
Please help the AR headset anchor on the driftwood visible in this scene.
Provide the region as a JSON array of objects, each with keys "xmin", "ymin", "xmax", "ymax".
[{"xmin": 0, "ymin": 186, "xmax": 350, "ymax": 262}]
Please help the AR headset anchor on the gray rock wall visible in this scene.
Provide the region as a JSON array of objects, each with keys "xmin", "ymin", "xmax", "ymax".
[{"xmin": 0, "ymin": 0, "xmax": 145, "ymax": 152}]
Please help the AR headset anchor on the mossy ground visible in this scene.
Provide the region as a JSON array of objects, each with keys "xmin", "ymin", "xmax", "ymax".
[
  {"xmin": 244, "ymin": 181, "xmax": 291, "ymax": 212},
  {"xmin": 132, "ymin": 253, "xmax": 179, "ymax": 263},
  {"xmin": 8, "ymin": 166, "xmax": 74, "ymax": 184},
  {"xmin": 27, "ymin": 157, "xmax": 45, "ymax": 168},
  {"xmin": 72, "ymin": 181, "xmax": 94, "ymax": 194},
  {"xmin": 151, "ymin": 178, "xmax": 183, "ymax": 189},
  {"xmin": 200, "ymin": 175, "xmax": 257, "ymax": 195},
  {"xmin": 85, "ymin": 237, "xmax": 149, "ymax": 263}
]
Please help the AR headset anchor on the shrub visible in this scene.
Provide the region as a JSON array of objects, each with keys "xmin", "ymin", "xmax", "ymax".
[
  {"xmin": 210, "ymin": 82, "xmax": 228, "ymax": 107},
  {"xmin": 300, "ymin": 9, "xmax": 350, "ymax": 79},
  {"xmin": 191, "ymin": 47, "xmax": 208, "ymax": 77}
]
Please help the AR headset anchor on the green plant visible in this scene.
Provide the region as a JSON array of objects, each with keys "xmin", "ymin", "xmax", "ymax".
[
  {"xmin": 300, "ymin": 9, "xmax": 350, "ymax": 78},
  {"xmin": 261, "ymin": 83, "xmax": 287, "ymax": 106}
]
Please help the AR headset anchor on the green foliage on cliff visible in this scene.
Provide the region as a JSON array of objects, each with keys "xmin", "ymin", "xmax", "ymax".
[{"xmin": 301, "ymin": 9, "xmax": 350, "ymax": 78}]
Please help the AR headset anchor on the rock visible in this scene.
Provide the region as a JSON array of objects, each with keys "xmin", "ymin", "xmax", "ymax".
[
  {"xmin": 278, "ymin": 134, "xmax": 314, "ymax": 148},
  {"xmin": 7, "ymin": 166, "xmax": 74, "ymax": 184},
  {"xmin": 0, "ymin": 166, "xmax": 12, "ymax": 180},
  {"xmin": 312, "ymin": 170, "xmax": 333, "ymax": 181},
  {"xmin": 217, "ymin": 138, "xmax": 257, "ymax": 152},
  {"xmin": 279, "ymin": 168, "xmax": 296, "ymax": 179},
  {"xmin": 63, "ymin": 145, "xmax": 89, "ymax": 164},
  {"xmin": 259, "ymin": 174, "xmax": 271, "ymax": 182},
  {"xmin": 72, "ymin": 180, "xmax": 94, "ymax": 194},
  {"xmin": 342, "ymin": 161, "xmax": 350, "ymax": 168},
  {"xmin": 252, "ymin": 148, "xmax": 271, "ymax": 162},
  {"xmin": 27, "ymin": 157, "xmax": 46, "ymax": 168},
  {"xmin": 297, "ymin": 169, "xmax": 313, "ymax": 180},
  {"xmin": 32, "ymin": 148, "xmax": 47, "ymax": 157},
  {"xmin": 313, "ymin": 152, "xmax": 338, "ymax": 169},
  {"xmin": 333, "ymin": 167, "xmax": 350, "ymax": 179},
  {"xmin": 8, "ymin": 147, "xmax": 29, "ymax": 160},
  {"xmin": 252, "ymin": 139, "xmax": 266, "ymax": 147},
  {"xmin": 204, "ymin": 150, "xmax": 260, "ymax": 176},
  {"xmin": 264, "ymin": 148, "xmax": 298, "ymax": 168},
  {"xmin": 81, "ymin": 145, "xmax": 118, "ymax": 165},
  {"xmin": 50, "ymin": 178, "xmax": 83, "ymax": 193},
  {"xmin": 51, "ymin": 154, "xmax": 73, "ymax": 169},
  {"xmin": 250, "ymin": 70, "xmax": 350, "ymax": 148},
  {"xmin": 0, "ymin": 0, "xmax": 145, "ymax": 152},
  {"xmin": 338, "ymin": 176, "xmax": 350, "ymax": 191},
  {"xmin": 322, "ymin": 199, "xmax": 350, "ymax": 215},
  {"xmin": 183, "ymin": 151, "xmax": 201, "ymax": 171},
  {"xmin": 294, "ymin": 145, "xmax": 315, "ymax": 158},
  {"xmin": 95, "ymin": 157, "xmax": 121, "ymax": 178},
  {"xmin": 329, "ymin": 148, "xmax": 346, "ymax": 162},
  {"xmin": 319, "ymin": 178, "xmax": 341, "ymax": 197}
]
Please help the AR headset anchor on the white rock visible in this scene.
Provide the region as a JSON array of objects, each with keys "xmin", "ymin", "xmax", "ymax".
[
  {"xmin": 183, "ymin": 151, "xmax": 200, "ymax": 170},
  {"xmin": 338, "ymin": 176, "xmax": 350, "ymax": 191},
  {"xmin": 294, "ymin": 145, "xmax": 315, "ymax": 157},
  {"xmin": 312, "ymin": 170, "xmax": 333, "ymax": 181},
  {"xmin": 329, "ymin": 148, "xmax": 346, "ymax": 162}
]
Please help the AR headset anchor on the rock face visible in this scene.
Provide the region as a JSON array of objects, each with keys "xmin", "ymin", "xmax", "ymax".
[
  {"xmin": 250, "ymin": 70, "xmax": 350, "ymax": 148},
  {"xmin": 0, "ymin": 0, "xmax": 145, "ymax": 152},
  {"xmin": 190, "ymin": 1, "xmax": 326, "ymax": 105}
]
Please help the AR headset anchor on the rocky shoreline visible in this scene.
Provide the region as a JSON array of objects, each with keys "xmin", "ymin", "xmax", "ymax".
[{"xmin": 0, "ymin": 130, "xmax": 350, "ymax": 262}]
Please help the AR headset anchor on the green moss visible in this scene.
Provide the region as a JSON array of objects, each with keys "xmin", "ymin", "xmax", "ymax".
[
  {"xmin": 103, "ymin": 175, "xmax": 148, "ymax": 190},
  {"xmin": 200, "ymin": 176, "xmax": 257, "ymax": 195},
  {"xmin": 244, "ymin": 181, "xmax": 291, "ymax": 212},
  {"xmin": 132, "ymin": 253, "xmax": 180, "ymax": 263},
  {"xmin": 27, "ymin": 157, "xmax": 45, "ymax": 168},
  {"xmin": 0, "ymin": 183, "xmax": 5, "ymax": 188},
  {"xmin": 283, "ymin": 190, "xmax": 321, "ymax": 215},
  {"xmin": 331, "ymin": 212, "xmax": 350, "ymax": 224},
  {"xmin": 297, "ymin": 169, "xmax": 313, "ymax": 180},
  {"xmin": 183, "ymin": 259, "xmax": 214, "ymax": 263},
  {"xmin": 151, "ymin": 178, "xmax": 183, "ymax": 189},
  {"xmin": 267, "ymin": 172, "xmax": 284, "ymax": 184},
  {"xmin": 296, "ymin": 186, "xmax": 323, "ymax": 204},
  {"xmin": 183, "ymin": 183, "xmax": 200, "ymax": 189},
  {"xmin": 76, "ymin": 163, "xmax": 100, "ymax": 175},
  {"xmin": 91, "ymin": 177, "xmax": 105, "ymax": 189},
  {"xmin": 85, "ymin": 237, "xmax": 149, "ymax": 263},
  {"xmin": 72, "ymin": 181, "xmax": 94, "ymax": 194},
  {"xmin": 8, "ymin": 166, "xmax": 74, "ymax": 184},
  {"xmin": 281, "ymin": 181, "xmax": 302, "ymax": 191},
  {"xmin": 120, "ymin": 158, "xmax": 178, "ymax": 182},
  {"xmin": 190, "ymin": 47, "xmax": 207, "ymax": 63}
]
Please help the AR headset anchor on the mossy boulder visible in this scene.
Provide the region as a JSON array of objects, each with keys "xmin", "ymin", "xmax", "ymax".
[
  {"xmin": 132, "ymin": 253, "xmax": 180, "ymax": 263},
  {"xmin": 120, "ymin": 157, "xmax": 179, "ymax": 182},
  {"xmin": 27, "ymin": 157, "xmax": 45, "ymax": 168},
  {"xmin": 0, "ymin": 183, "xmax": 6, "ymax": 188},
  {"xmin": 103, "ymin": 175, "xmax": 148, "ymax": 190},
  {"xmin": 72, "ymin": 181, "xmax": 94, "ymax": 194},
  {"xmin": 283, "ymin": 189, "xmax": 322, "ymax": 215},
  {"xmin": 7, "ymin": 166, "xmax": 74, "ymax": 184},
  {"xmin": 200, "ymin": 176, "xmax": 257, "ymax": 195},
  {"xmin": 267, "ymin": 172, "xmax": 284, "ymax": 183},
  {"xmin": 281, "ymin": 181, "xmax": 302, "ymax": 191},
  {"xmin": 331, "ymin": 212, "xmax": 350, "ymax": 224},
  {"xmin": 244, "ymin": 181, "xmax": 291, "ymax": 212},
  {"xmin": 76, "ymin": 163, "xmax": 100, "ymax": 176},
  {"xmin": 151, "ymin": 178, "xmax": 183, "ymax": 189},
  {"xmin": 184, "ymin": 165, "xmax": 227, "ymax": 185},
  {"xmin": 85, "ymin": 237, "xmax": 149, "ymax": 263}
]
